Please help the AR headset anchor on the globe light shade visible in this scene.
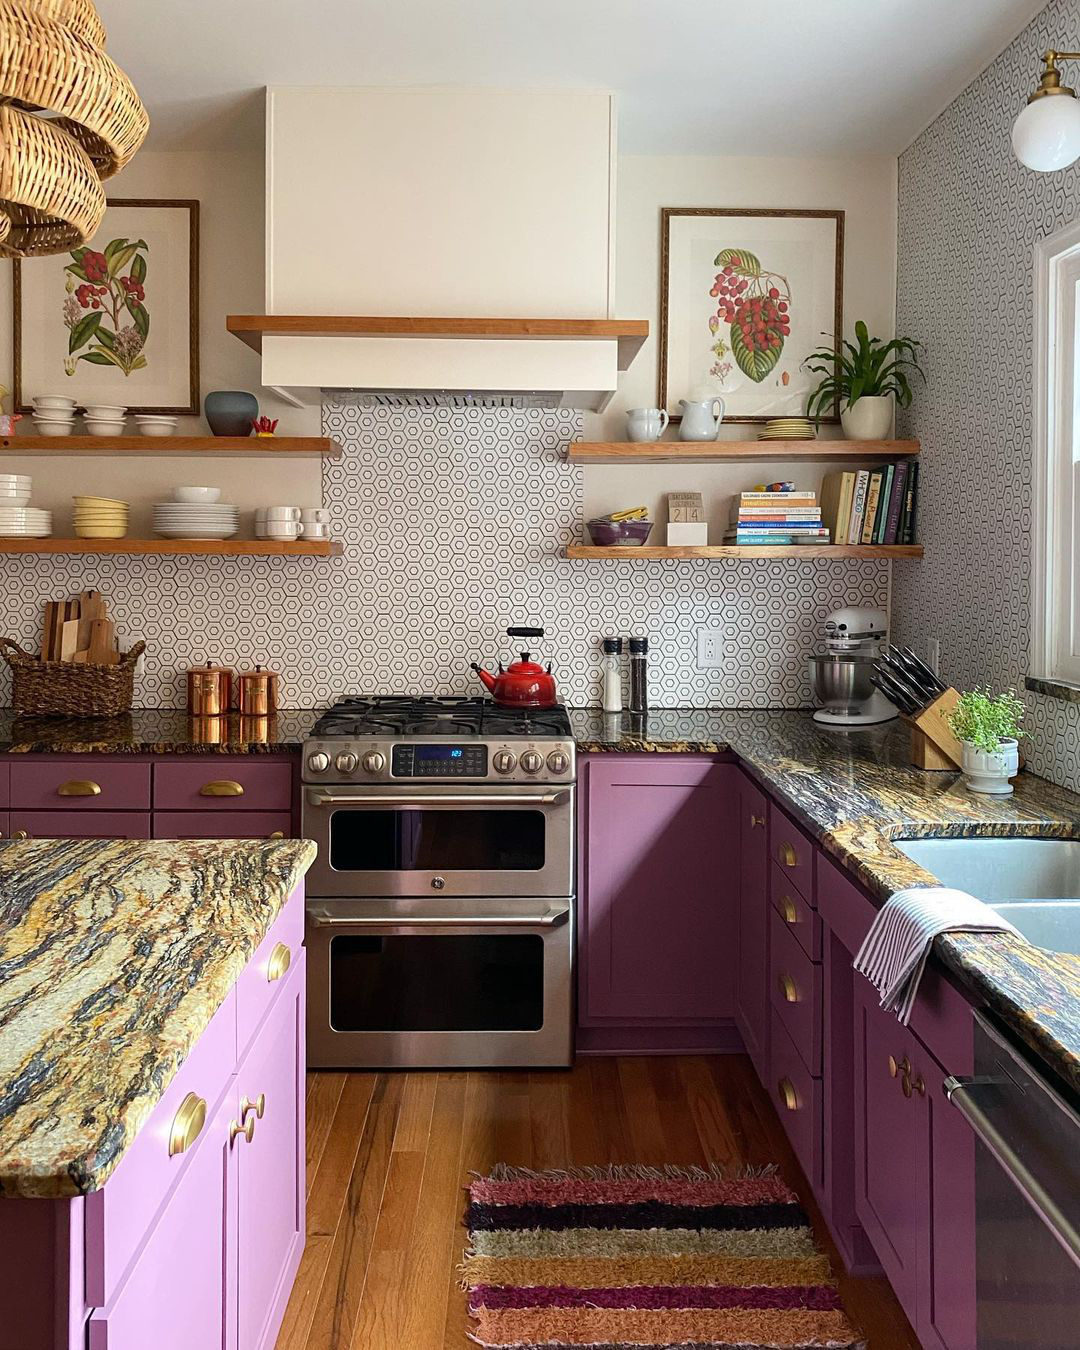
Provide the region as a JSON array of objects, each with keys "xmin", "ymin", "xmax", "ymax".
[{"xmin": 1013, "ymin": 92, "xmax": 1080, "ymax": 171}]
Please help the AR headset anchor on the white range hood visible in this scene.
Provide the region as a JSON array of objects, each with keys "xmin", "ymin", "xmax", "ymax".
[{"xmin": 242, "ymin": 88, "xmax": 647, "ymax": 409}]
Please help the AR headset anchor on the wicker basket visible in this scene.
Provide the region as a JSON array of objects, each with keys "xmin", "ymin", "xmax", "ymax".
[{"xmin": 0, "ymin": 637, "xmax": 145, "ymax": 717}]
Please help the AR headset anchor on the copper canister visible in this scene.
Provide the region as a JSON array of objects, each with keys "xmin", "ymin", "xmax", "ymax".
[
  {"xmin": 187, "ymin": 661, "xmax": 235, "ymax": 717},
  {"xmin": 237, "ymin": 665, "xmax": 279, "ymax": 716},
  {"xmin": 238, "ymin": 714, "xmax": 275, "ymax": 745},
  {"xmin": 188, "ymin": 714, "xmax": 228, "ymax": 745}
]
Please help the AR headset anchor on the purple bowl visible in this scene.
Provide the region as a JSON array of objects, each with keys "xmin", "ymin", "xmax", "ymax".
[{"xmin": 586, "ymin": 518, "xmax": 654, "ymax": 546}]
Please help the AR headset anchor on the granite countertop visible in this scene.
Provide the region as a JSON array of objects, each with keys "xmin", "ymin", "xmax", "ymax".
[
  {"xmin": 573, "ymin": 708, "xmax": 1080, "ymax": 1093},
  {"xmin": 0, "ymin": 707, "xmax": 321, "ymax": 754},
  {"xmin": 0, "ymin": 836, "xmax": 316, "ymax": 1198}
]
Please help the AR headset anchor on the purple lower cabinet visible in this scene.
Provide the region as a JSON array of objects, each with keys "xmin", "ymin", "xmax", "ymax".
[
  {"xmin": 10, "ymin": 811, "xmax": 151, "ymax": 840},
  {"xmin": 152, "ymin": 811, "xmax": 293, "ymax": 840},
  {"xmin": 578, "ymin": 755, "xmax": 738, "ymax": 1051},
  {"xmin": 735, "ymin": 773, "xmax": 769, "ymax": 1077}
]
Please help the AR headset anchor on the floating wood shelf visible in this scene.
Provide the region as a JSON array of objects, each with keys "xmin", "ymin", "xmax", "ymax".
[
  {"xmin": 0, "ymin": 538, "xmax": 343, "ymax": 557},
  {"xmin": 567, "ymin": 544, "xmax": 923, "ymax": 560},
  {"xmin": 567, "ymin": 438, "xmax": 920, "ymax": 464},
  {"xmin": 0, "ymin": 435, "xmax": 342, "ymax": 458},
  {"xmin": 226, "ymin": 315, "xmax": 650, "ymax": 368}
]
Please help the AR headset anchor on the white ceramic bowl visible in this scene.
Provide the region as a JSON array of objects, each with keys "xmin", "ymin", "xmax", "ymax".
[
  {"xmin": 173, "ymin": 486, "xmax": 222, "ymax": 504},
  {"xmin": 135, "ymin": 416, "xmax": 178, "ymax": 438},
  {"xmin": 32, "ymin": 418, "xmax": 74, "ymax": 436},
  {"xmin": 32, "ymin": 396, "xmax": 76, "ymax": 411},
  {"xmin": 83, "ymin": 404, "xmax": 126, "ymax": 419},
  {"xmin": 0, "ymin": 491, "xmax": 32, "ymax": 506},
  {"xmin": 83, "ymin": 419, "xmax": 126, "ymax": 437}
]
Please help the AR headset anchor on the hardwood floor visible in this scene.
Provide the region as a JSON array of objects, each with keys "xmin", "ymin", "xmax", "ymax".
[{"xmin": 276, "ymin": 1055, "xmax": 921, "ymax": 1350}]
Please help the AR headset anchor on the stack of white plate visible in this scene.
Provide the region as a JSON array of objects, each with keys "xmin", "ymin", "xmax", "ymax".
[
  {"xmin": 0, "ymin": 473, "xmax": 32, "ymax": 507},
  {"xmin": 153, "ymin": 501, "xmax": 238, "ymax": 540},
  {"xmin": 757, "ymin": 417, "xmax": 816, "ymax": 441},
  {"xmin": 74, "ymin": 495, "xmax": 129, "ymax": 539},
  {"xmin": 31, "ymin": 396, "xmax": 77, "ymax": 436},
  {"xmin": 0, "ymin": 507, "xmax": 51, "ymax": 537}
]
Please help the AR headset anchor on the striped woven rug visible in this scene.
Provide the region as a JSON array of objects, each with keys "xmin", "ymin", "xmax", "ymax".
[{"xmin": 463, "ymin": 1165, "xmax": 865, "ymax": 1348}]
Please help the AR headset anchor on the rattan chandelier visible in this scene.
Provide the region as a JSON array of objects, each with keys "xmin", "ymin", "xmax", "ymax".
[{"xmin": 0, "ymin": 0, "xmax": 147, "ymax": 257}]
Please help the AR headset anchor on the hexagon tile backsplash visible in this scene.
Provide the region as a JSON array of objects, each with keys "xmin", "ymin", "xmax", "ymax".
[{"xmin": 0, "ymin": 400, "xmax": 888, "ymax": 709}]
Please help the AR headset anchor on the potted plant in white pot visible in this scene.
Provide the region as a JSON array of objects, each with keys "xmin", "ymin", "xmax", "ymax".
[
  {"xmin": 804, "ymin": 321, "xmax": 925, "ymax": 440},
  {"xmin": 943, "ymin": 687, "xmax": 1026, "ymax": 795}
]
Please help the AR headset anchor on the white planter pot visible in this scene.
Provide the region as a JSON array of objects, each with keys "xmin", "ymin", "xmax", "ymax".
[
  {"xmin": 840, "ymin": 395, "xmax": 893, "ymax": 441},
  {"xmin": 961, "ymin": 739, "xmax": 1020, "ymax": 795}
]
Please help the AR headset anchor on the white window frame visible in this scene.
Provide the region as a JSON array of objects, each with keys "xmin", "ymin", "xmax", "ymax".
[{"xmin": 1032, "ymin": 220, "xmax": 1080, "ymax": 687}]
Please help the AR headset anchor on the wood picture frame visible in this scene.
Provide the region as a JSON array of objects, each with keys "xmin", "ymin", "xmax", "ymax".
[
  {"xmin": 659, "ymin": 207, "xmax": 844, "ymax": 425},
  {"xmin": 13, "ymin": 198, "xmax": 200, "ymax": 415}
]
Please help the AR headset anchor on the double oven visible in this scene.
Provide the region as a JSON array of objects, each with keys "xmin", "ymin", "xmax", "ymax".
[{"xmin": 302, "ymin": 731, "xmax": 575, "ymax": 1068}]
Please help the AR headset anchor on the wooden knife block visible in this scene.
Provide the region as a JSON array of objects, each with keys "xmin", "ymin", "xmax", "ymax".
[{"xmin": 903, "ymin": 687, "xmax": 965, "ymax": 771}]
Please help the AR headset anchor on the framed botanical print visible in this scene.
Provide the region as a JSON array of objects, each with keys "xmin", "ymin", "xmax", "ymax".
[
  {"xmin": 659, "ymin": 207, "xmax": 844, "ymax": 424},
  {"xmin": 13, "ymin": 198, "xmax": 200, "ymax": 414}
]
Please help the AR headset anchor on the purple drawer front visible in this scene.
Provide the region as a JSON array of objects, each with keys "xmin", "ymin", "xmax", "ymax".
[
  {"xmin": 770, "ymin": 1007, "xmax": 822, "ymax": 1187},
  {"xmin": 0, "ymin": 812, "xmax": 8, "ymax": 839},
  {"xmin": 769, "ymin": 803, "xmax": 815, "ymax": 904},
  {"xmin": 770, "ymin": 861, "xmax": 822, "ymax": 961},
  {"xmin": 769, "ymin": 906, "xmax": 823, "ymax": 1074},
  {"xmin": 0, "ymin": 761, "xmax": 8, "ymax": 808},
  {"xmin": 153, "ymin": 760, "xmax": 293, "ymax": 812},
  {"xmin": 10, "ymin": 811, "xmax": 150, "ymax": 839},
  {"xmin": 10, "ymin": 760, "xmax": 150, "ymax": 810},
  {"xmin": 84, "ymin": 988, "xmax": 238, "ymax": 1306},
  {"xmin": 237, "ymin": 884, "xmax": 305, "ymax": 1055},
  {"xmin": 153, "ymin": 811, "xmax": 292, "ymax": 840}
]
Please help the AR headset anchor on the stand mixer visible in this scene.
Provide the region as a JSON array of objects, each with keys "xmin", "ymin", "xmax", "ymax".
[{"xmin": 808, "ymin": 606, "xmax": 898, "ymax": 726}]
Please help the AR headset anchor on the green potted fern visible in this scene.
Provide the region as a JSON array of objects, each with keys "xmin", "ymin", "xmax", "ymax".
[
  {"xmin": 943, "ymin": 687, "xmax": 1026, "ymax": 795},
  {"xmin": 804, "ymin": 321, "xmax": 925, "ymax": 440}
]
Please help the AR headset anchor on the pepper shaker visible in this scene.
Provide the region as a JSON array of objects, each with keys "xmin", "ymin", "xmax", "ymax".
[{"xmin": 628, "ymin": 635, "xmax": 649, "ymax": 715}]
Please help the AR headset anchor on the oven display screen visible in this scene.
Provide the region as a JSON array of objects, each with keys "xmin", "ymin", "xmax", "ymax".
[{"xmin": 392, "ymin": 744, "xmax": 488, "ymax": 777}]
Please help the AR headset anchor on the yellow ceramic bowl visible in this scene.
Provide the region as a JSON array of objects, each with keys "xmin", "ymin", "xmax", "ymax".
[
  {"xmin": 74, "ymin": 525, "xmax": 128, "ymax": 538},
  {"xmin": 72, "ymin": 496, "xmax": 129, "ymax": 508}
]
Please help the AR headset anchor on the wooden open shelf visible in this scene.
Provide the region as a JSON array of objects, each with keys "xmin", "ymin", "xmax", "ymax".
[
  {"xmin": 568, "ymin": 438, "xmax": 920, "ymax": 464},
  {"xmin": 567, "ymin": 544, "xmax": 923, "ymax": 560},
  {"xmin": 0, "ymin": 538, "xmax": 343, "ymax": 557},
  {"xmin": 226, "ymin": 315, "xmax": 650, "ymax": 369},
  {"xmin": 0, "ymin": 435, "xmax": 342, "ymax": 458}
]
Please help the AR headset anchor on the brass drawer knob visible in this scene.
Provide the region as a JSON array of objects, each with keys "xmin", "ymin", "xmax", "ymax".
[
  {"xmin": 911, "ymin": 1074, "xmax": 926, "ymax": 1097},
  {"xmin": 779, "ymin": 842, "xmax": 798, "ymax": 868},
  {"xmin": 888, "ymin": 1055, "xmax": 898, "ymax": 1078},
  {"xmin": 778, "ymin": 972, "xmax": 800, "ymax": 1003},
  {"xmin": 11, "ymin": 829, "xmax": 29, "ymax": 840},
  {"xmin": 778, "ymin": 1077, "xmax": 800, "ymax": 1111},
  {"xmin": 57, "ymin": 779, "xmax": 101, "ymax": 797},
  {"xmin": 230, "ymin": 1116, "xmax": 256, "ymax": 1145},
  {"xmin": 241, "ymin": 1092, "xmax": 266, "ymax": 1123},
  {"xmin": 749, "ymin": 813, "xmax": 765, "ymax": 828},
  {"xmin": 781, "ymin": 897, "xmax": 799, "ymax": 924},
  {"xmin": 268, "ymin": 830, "xmax": 284, "ymax": 839},
  {"xmin": 169, "ymin": 1092, "xmax": 207, "ymax": 1156},
  {"xmin": 266, "ymin": 941, "xmax": 291, "ymax": 982},
  {"xmin": 199, "ymin": 779, "xmax": 245, "ymax": 797}
]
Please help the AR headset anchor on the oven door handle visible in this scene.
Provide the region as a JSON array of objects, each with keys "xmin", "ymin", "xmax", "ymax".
[
  {"xmin": 308, "ymin": 904, "xmax": 571, "ymax": 929},
  {"xmin": 305, "ymin": 789, "xmax": 571, "ymax": 807}
]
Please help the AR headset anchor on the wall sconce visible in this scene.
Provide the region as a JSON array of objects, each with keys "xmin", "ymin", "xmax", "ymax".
[{"xmin": 1013, "ymin": 49, "xmax": 1080, "ymax": 171}]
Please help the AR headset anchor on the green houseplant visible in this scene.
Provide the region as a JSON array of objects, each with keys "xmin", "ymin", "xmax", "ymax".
[
  {"xmin": 804, "ymin": 321, "xmax": 925, "ymax": 439},
  {"xmin": 943, "ymin": 687, "xmax": 1026, "ymax": 795}
]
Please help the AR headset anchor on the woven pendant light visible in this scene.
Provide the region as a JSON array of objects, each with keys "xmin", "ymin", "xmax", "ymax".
[{"xmin": 0, "ymin": 0, "xmax": 147, "ymax": 257}]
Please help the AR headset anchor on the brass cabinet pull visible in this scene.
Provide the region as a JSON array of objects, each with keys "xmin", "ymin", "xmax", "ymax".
[
  {"xmin": 749, "ymin": 814, "xmax": 765, "ymax": 828},
  {"xmin": 11, "ymin": 829, "xmax": 29, "ymax": 840},
  {"xmin": 779, "ymin": 842, "xmax": 798, "ymax": 867},
  {"xmin": 911, "ymin": 1074, "xmax": 926, "ymax": 1097},
  {"xmin": 57, "ymin": 779, "xmax": 101, "ymax": 797},
  {"xmin": 266, "ymin": 941, "xmax": 291, "ymax": 982},
  {"xmin": 199, "ymin": 779, "xmax": 245, "ymax": 797},
  {"xmin": 778, "ymin": 972, "xmax": 800, "ymax": 1003},
  {"xmin": 888, "ymin": 1055, "xmax": 899, "ymax": 1078},
  {"xmin": 268, "ymin": 830, "xmax": 284, "ymax": 839},
  {"xmin": 169, "ymin": 1092, "xmax": 207, "ymax": 1156},
  {"xmin": 241, "ymin": 1092, "xmax": 266, "ymax": 1123},
  {"xmin": 230, "ymin": 1116, "xmax": 256, "ymax": 1145},
  {"xmin": 778, "ymin": 1077, "xmax": 800, "ymax": 1111},
  {"xmin": 781, "ymin": 897, "xmax": 799, "ymax": 924}
]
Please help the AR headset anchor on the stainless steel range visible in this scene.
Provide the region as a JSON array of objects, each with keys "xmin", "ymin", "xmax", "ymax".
[{"xmin": 301, "ymin": 696, "xmax": 575, "ymax": 1069}]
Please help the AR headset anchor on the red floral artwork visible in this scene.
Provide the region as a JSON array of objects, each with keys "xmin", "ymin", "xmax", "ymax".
[
  {"xmin": 707, "ymin": 249, "xmax": 791, "ymax": 383},
  {"xmin": 62, "ymin": 237, "xmax": 150, "ymax": 377}
]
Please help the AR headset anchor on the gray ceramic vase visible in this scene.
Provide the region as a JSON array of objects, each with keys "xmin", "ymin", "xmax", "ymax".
[{"xmin": 204, "ymin": 390, "xmax": 258, "ymax": 437}]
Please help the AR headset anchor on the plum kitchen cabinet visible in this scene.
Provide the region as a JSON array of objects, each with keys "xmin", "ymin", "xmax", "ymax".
[
  {"xmin": 577, "ymin": 754, "xmax": 738, "ymax": 1053},
  {"xmin": 735, "ymin": 772, "xmax": 769, "ymax": 1076}
]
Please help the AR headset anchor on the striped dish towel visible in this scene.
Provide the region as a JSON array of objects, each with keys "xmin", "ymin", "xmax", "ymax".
[{"xmin": 854, "ymin": 886, "xmax": 1019, "ymax": 1024}]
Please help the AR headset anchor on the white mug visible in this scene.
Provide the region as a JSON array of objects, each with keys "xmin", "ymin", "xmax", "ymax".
[
  {"xmin": 301, "ymin": 507, "xmax": 331, "ymax": 525},
  {"xmin": 302, "ymin": 522, "xmax": 331, "ymax": 539},
  {"xmin": 264, "ymin": 505, "xmax": 301, "ymax": 521},
  {"xmin": 626, "ymin": 407, "xmax": 669, "ymax": 442},
  {"xmin": 263, "ymin": 521, "xmax": 305, "ymax": 540}
]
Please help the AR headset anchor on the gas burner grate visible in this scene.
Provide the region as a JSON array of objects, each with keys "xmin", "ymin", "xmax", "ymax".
[{"xmin": 312, "ymin": 695, "xmax": 572, "ymax": 739}]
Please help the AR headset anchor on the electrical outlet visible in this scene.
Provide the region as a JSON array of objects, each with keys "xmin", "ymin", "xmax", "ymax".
[
  {"xmin": 927, "ymin": 637, "xmax": 941, "ymax": 675},
  {"xmin": 697, "ymin": 628, "xmax": 724, "ymax": 670}
]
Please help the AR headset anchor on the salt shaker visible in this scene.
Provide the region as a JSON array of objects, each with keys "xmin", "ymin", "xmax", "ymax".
[
  {"xmin": 628, "ymin": 635, "xmax": 649, "ymax": 714},
  {"xmin": 601, "ymin": 636, "xmax": 623, "ymax": 713}
]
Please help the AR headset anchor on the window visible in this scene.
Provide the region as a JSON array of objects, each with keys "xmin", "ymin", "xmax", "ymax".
[{"xmin": 1033, "ymin": 221, "xmax": 1080, "ymax": 687}]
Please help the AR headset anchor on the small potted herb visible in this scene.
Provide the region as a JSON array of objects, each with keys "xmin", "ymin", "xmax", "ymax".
[
  {"xmin": 804, "ymin": 321, "xmax": 925, "ymax": 439},
  {"xmin": 943, "ymin": 687, "xmax": 1026, "ymax": 795}
]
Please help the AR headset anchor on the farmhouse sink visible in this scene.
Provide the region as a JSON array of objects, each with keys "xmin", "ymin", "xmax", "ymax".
[{"xmin": 892, "ymin": 837, "xmax": 1080, "ymax": 957}]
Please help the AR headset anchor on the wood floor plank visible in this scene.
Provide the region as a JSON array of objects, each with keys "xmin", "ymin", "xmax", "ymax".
[
  {"xmin": 616, "ymin": 1056, "xmax": 669, "ymax": 1164},
  {"xmin": 677, "ymin": 1054, "xmax": 744, "ymax": 1169},
  {"xmin": 393, "ymin": 1071, "xmax": 439, "ymax": 1153},
  {"xmin": 443, "ymin": 1072, "xmax": 501, "ymax": 1348},
  {"xmin": 306, "ymin": 1073, "xmax": 378, "ymax": 1236},
  {"xmin": 491, "ymin": 1070, "xmax": 533, "ymax": 1170},
  {"xmin": 528, "ymin": 1070, "xmax": 571, "ymax": 1170},
  {"xmin": 305, "ymin": 1072, "xmax": 347, "ymax": 1198},
  {"xmin": 647, "ymin": 1056, "xmax": 709, "ymax": 1165},
  {"xmin": 584, "ymin": 1056, "xmax": 635, "ymax": 1162}
]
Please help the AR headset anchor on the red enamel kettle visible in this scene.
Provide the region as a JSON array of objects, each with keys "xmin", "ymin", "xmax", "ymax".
[{"xmin": 471, "ymin": 627, "xmax": 558, "ymax": 708}]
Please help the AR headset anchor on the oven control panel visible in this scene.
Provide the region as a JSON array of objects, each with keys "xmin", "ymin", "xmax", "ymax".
[
  {"xmin": 391, "ymin": 744, "xmax": 488, "ymax": 778},
  {"xmin": 303, "ymin": 737, "xmax": 576, "ymax": 783}
]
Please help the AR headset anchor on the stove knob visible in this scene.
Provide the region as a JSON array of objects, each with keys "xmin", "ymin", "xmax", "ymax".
[
  {"xmin": 520, "ymin": 750, "xmax": 543, "ymax": 774},
  {"xmin": 492, "ymin": 750, "xmax": 517, "ymax": 774},
  {"xmin": 546, "ymin": 750, "xmax": 569, "ymax": 775},
  {"xmin": 361, "ymin": 750, "xmax": 386, "ymax": 774},
  {"xmin": 335, "ymin": 752, "xmax": 358, "ymax": 774},
  {"xmin": 307, "ymin": 751, "xmax": 330, "ymax": 774}
]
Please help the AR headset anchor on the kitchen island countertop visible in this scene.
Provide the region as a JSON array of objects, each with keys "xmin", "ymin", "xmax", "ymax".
[{"xmin": 0, "ymin": 836, "xmax": 315, "ymax": 1198}]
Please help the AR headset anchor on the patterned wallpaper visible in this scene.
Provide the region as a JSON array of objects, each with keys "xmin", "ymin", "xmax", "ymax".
[
  {"xmin": 0, "ymin": 400, "xmax": 888, "ymax": 709},
  {"xmin": 894, "ymin": 0, "xmax": 1080, "ymax": 792}
]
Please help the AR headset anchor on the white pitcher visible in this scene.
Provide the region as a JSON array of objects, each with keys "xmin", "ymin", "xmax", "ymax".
[{"xmin": 678, "ymin": 397, "xmax": 725, "ymax": 441}]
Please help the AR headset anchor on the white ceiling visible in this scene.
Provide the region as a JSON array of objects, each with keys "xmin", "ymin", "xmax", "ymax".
[{"xmin": 99, "ymin": 0, "xmax": 1049, "ymax": 157}]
